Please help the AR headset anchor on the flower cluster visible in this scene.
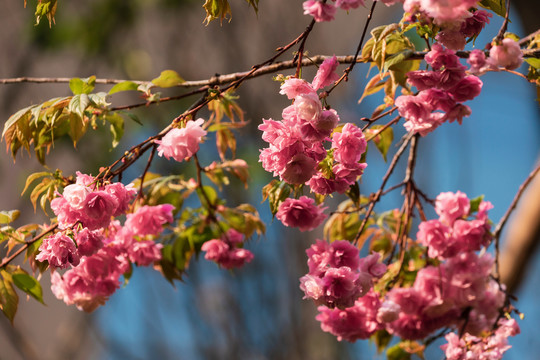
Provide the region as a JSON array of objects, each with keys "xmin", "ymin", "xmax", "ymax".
[
  {"xmin": 442, "ymin": 318, "xmax": 520, "ymax": 360},
  {"xmin": 39, "ymin": 172, "xmax": 174, "ymax": 311},
  {"xmin": 276, "ymin": 196, "xmax": 327, "ymax": 232},
  {"xmin": 468, "ymin": 38, "xmax": 524, "ymax": 75},
  {"xmin": 201, "ymin": 228, "xmax": 254, "ymax": 269},
  {"xmin": 417, "ymin": 191, "xmax": 492, "ymax": 259},
  {"xmin": 300, "ymin": 192, "xmax": 518, "ymax": 356},
  {"xmin": 299, "ymin": 240, "xmax": 387, "ymax": 340},
  {"xmin": 383, "ymin": 192, "xmax": 504, "ymax": 339},
  {"xmin": 155, "ymin": 118, "xmax": 207, "ymax": 163},
  {"xmin": 381, "ymin": 1, "xmax": 491, "ymax": 51},
  {"xmin": 260, "ymin": 56, "xmax": 367, "ymax": 194},
  {"xmin": 303, "ymin": 0, "xmax": 365, "ymax": 22},
  {"xmin": 396, "ymin": 43, "xmax": 482, "ymax": 135},
  {"xmin": 300, "ymin": 239, "xmax": 386, "ymax": 307}
]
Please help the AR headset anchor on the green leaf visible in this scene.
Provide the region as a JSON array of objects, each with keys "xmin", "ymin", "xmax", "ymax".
[
  {"xmin": 0, "ymin": 270, "xmax": 19, "ymax": 323},
  {"xmin": 469, "ymin": 195, "xmax": 485, "ymax": 214},
  {"xmin": 383, "ymin": 49, "xmax": 413, "ymax": 73},
  {"xmin": 68, "ymin": 94, "xmax": 91, "ymax": 119},
  {"xmin": 245, "ymin": 0, "xmax": 259, "ymax": 13},
  {"xmin": 202, "ymin": 0, "xmax": 232, "ymax": 25},
  {"xmin": 68, "ymin": 113, "xmax": 88, "ymax": 146},
  {"xmin": 105, "ymin": 113, "xmax": 124, "ymax": 147},
  {"xmin": 367, "ymin": 125, "xmax": 394, "ymax": 162},
  {"xmin": 372, "ymin": 330, "xmax": 393, "ymax": 354},
  {"xmin": 12, "ymin": 270, "xmax": 44, "ymax": 304},
  {"xmin": 151, "ymin": 70, "xmax": 185, "ymax": 88},
  {"xmin": 525, "ymin": 58, "xmax": 540, "ymax": 69},
  {"xmin": 386, "ymin": 343, "xmax": 411, "ymax": 360},
  {"xmin": 0, "ymin": 210, "xmax": 20, "ymax": 224},
  {"xmin": 109, "ymin": 81, "xmax": 140, "ymax": 95},
  {"xmin": 479, "ymin": 0, "xmax": 507, "ymax": 18},
  {"xmin": 69, "ymin": 76, "xmax": 96, "ymax": 95},
  {"xmin": 21, "ymin": 171, "xmax": 51, "ymax": 196}
]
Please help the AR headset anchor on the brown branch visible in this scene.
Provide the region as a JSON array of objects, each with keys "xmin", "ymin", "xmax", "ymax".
[
  {"xmin": 326, "ymin": 0, "xmax": 377, "ymax": 95},
  {"xmin": 354, "ymin": 132, "xmax": 413, "ymax": 243},
  {"xmin": 495, "ymin": 0, "xmax": 512, "ymax": 43},
  {"xmin": 0, "ymin": 223, "xmax": 58, "ymax": 268},
  {"xmin": 1, "ymin": 48, "xmax": 538, "ymax": 89},
  {"xmin": 518, "ymin": 28, "xmax": 540, "ymax": 46}
]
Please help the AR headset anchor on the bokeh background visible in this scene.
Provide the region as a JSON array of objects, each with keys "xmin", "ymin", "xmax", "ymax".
[{"xmin": 0, "ymin": 1, "xmax": 538, "ymax": 359}]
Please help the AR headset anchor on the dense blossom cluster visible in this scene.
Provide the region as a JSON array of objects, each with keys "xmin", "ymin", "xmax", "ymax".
[
  {"xmin": 201, "ymin": 228, "xmax": 254, "ymax": 269},
  {"xmin": 259, "ymin": 56, "xmax": 367, "ymax": 194},
  {"xmin": 298, "ymin": 192, "xmax": 518, "ymax": 356},
  {"xmin": 38, "ymin": 172, "xmax": 174, "ymax": 311},
  {"xmin": 396, "ymin": 43, "xmax": 483, "ymax": 135},
  {"xmin": 300, "ymin": 240, "xmax": 387, "ymax": 340},
  {"xmin": 442, "ymin": 318, "xmax": 520, "ymax": 360}
]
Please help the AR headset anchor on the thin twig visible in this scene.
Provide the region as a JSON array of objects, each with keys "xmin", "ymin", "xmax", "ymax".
[
  {"xmin": 493, "ymin": 162, "xmax": 540, "ymax": 278},
  {"xmin": 495, "ymin": 0, "xmax": 512, "ymax": 42},
  {"xmin": 354, "ymin": 133, "xmax": 413, "ymax": 243},
  {"xmin": 326, "ymin": 0, "xmax": 378, "ymax": 95},
  {"xmin": 0, "ymin": 224, "xmax": 58, "ymax": 268}
]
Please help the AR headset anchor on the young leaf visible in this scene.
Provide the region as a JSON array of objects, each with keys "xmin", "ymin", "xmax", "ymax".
[
  {"xmin": 109, "ymin": 81, "xmax": 140, "ymax": 95},
  {"xmin": 366, "ymin": 125, "xmax": 394, "ymax": 162},
  {"xmin": 105, "ymin": 113, "xmax": 124, "ymax": 147},
  {"xmin": 151, "ymin": 70, "xmax": 185, "ymax": 88},
  {"xmin": 0, "ymin": 270, "xmax": 19, "ymax": 323},
  {"xmin": 0, "ymin": 210, "xmax": 20, "ymax": 224},
  {"xmin": 68, "ymin": 94, "xmax": 91, "ymax": 119},
  {"xmin": 69, "ymin": 76, "xmax": 96, "ymax": 95},
  {"xmin": 479, "ymin": 0, "xmax": 507, "ymax": 18},
  {"xmin": 11, "ymin": 269, "xmax": 44, "ymax": 304}
]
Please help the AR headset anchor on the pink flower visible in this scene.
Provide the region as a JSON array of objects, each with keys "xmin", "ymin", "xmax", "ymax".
[
  {"xmin": 51, "ymin": 196, "xmax": 80, "ymax": 229},
  {"xmin": 446, "ymin": 103, "xmax": 471, "ymax": 124},
  {"xmin": 75, "ymin": 171, "xmax": 96, "ymax": 187},
  {"xmin": 448, "ymin": 75, "xmax": 483, "ymax": 102},
  {"xmin": 316, "ymin": 290, "xmax": 381, "ymax": 341},
  {"xmin": 453, "ymin": 219, "xmax": 489, "ymax": 252},
  {"xmin": 306, "ymin": 239, "xmax": 332, "ymax": 275},
  {"xmin": 358, "ymin": 253, "xmax": 386, "ymax": 278},
  {"xmin": 75, "ymin": 228, "xmax": 104, "ymax": 257},
  {"xmin": 37, "ymin": 233, "xmax": 80, "ymax": 269},
  {"xmin": 300, "ymin": 274, "xmax": 325, "ymax": 300},
  {"xmin": 461, "ymin": 10, "xmax": 492, "ymax": 38},
  {"xmin": 441, "ymin": 332, "xmax": 467, "ymax": 360},
  {"xmin": 424, "ymin": 43, "xmax": 462, "ymax": 71},
  {"xmin": 303, "ymin": 0, "xmax": 336, "ymax": 22},
  {"xmin": 124, "ymin": 204, "xmax": 174, "ymax": 236},
  {"xmin": 419, "ymin": 0, "xmax": 477, "ymax": 23},
  {"xmin": 417, "ymin": 219, "xmax": 456, "ymax": 259},
  {"xmin": 201, "ymin": 229, "xmax": 253, "ymax": 269},
  {"xmin": 81, "ymin": 191, "xmax": 119, "ymax": 230},
  {"xmin": 329, "ymin": 240, "xmax": 360, "ymax": 270},
  {"xmin": 276, "ymin": 196, "xmax": 327, "ymax": 232},
  {"xmin": 156, "ymin": 118, "xmax": 207, "ymax": 162},
  {"xmin": 436, "ymin": 30, "xmax": 467, "ymax": 51},
  {"xmin": 332, "ymin": 123, "xmax": 367, "ymax": 165},
  {"xmin": 281, "ymin": 153, "xmax": 318, "ymax": 184},
  {"xmin": 307, "ymin": 173, "xmax": 336, "ymax": 195},
  {"xmin": 489, "ymin": 38, "xmax": 523, "ymax": 70},
  {"xmin": 333, "ymin": 162, "xmax": 367, "ymax": 186},
  {"xmin": 294, "ymin": 92, "xmax": 322, "ymax": 122},
  {"xmin": 322, "ymin": 266, "xmax": 361, "ymax": 307},
  {"xmin": 128, "ymin": 240, "xmax": 163, "ymax": 266},
  {"xmin": 312, "ymin": 55, "xmax": 340, "ymax": 90},
  {"xmin": 406, "ymin": 70, "xmax": 441, "ymax": 91},
  {"xmin": 435, "ymin": 191, "xmax": 470, "ymax": 225},
  {"xmin": 105, "ymin": 182, "xmax": 137, "ymax": 216},
  {"xmin": 377, "ymin": 300, "xmax": 401, "ymax": 323},
  {"xmin": 62, "ymin": 184, "xmax": 91, "ymax": 210},
  {"xmin": 335, "ymin": 0, "xmax": 364, "ymax": 10},
  {"xmin": 279, "ymin": 78, "xmax": 315, "ymax": 99}
]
